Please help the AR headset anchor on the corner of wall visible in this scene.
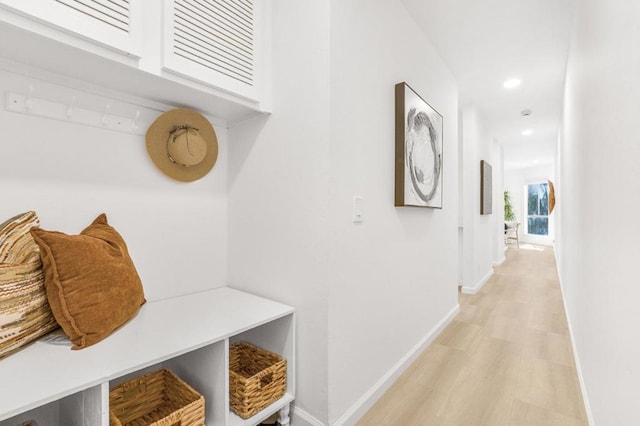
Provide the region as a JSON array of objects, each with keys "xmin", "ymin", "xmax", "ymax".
[
  {"xmin": 461, "ymin": 267, "xmax": 494, "ymax": 295},
  {"xmin": 292, "ymin": 406, "xmax": 327, "ymax": 426},
  {"xmin": 332, "ymin": 304, "xmax": 460, "ymax": 426}
]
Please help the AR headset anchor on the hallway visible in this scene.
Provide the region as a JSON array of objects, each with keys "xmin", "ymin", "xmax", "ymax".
[{"xmin": 358, "ymin": 245, "xmax": 587, "ymax": 425}]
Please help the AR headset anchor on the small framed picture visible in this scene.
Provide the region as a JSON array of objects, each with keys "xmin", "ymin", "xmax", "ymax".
[{"xmin": 481, "ymin": 160, "xmax": 492, "ymax": 214}]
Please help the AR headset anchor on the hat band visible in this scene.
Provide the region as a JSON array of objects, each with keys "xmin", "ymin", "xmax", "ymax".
[{"xmin": 167, "ymin": 124, "xmax": 200, "ymax": 168}]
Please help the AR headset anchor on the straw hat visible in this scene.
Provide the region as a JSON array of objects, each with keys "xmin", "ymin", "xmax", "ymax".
[{"xmin": 145, "ymin": 108, "xmax": 218, "ymax": 182}]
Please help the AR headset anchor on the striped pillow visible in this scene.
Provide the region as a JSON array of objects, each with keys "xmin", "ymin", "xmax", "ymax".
[{"xmin": 0, "ymin": 212, "xmax": 58, "ymax": 359}]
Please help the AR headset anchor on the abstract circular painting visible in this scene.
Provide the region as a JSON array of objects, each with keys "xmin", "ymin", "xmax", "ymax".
[{"xmin": 395, "ymin": 82, "xmax": 443, "ymax": 208}]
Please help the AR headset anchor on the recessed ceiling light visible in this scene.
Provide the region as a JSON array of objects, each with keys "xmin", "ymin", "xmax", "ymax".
[
  {"xmin": 522, "ymin": 129, "xmax": 533, "ymax": 136},
  {"xmin": 503, "ymin": 78, "xmax": 521, "ymax": 89}
]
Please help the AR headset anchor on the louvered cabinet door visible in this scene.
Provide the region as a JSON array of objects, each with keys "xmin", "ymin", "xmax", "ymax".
[
  {"xmin": 162, "ymin": 0, "xmax": 268, "ymax": 104},
  {"xmin": 0, "ymin": 0, "xmax": 140, "ymax": 57}
]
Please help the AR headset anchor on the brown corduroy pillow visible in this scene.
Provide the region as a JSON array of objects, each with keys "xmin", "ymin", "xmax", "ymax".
[{"xmin": 30, "ymin": 214, "xmax": 145, "ymax": 350}]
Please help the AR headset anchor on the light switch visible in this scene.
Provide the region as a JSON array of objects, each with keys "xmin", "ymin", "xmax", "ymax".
[{"xmin": 353, "ymin": 196, "xmax": 364, "ymax": 223}]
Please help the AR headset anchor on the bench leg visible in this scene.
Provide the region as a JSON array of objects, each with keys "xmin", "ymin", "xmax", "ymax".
[{"xmin": 278, "ymin": 404, "xmax": 291, "ymax": 426}]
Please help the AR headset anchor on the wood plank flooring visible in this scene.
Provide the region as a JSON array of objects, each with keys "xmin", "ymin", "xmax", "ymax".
[{"xmin": 358, "ymin": 245, "xmax": 587, "ymax": 426}]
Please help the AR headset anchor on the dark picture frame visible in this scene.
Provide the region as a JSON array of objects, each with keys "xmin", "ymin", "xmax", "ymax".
[
  {"xmin": 480, "ymin": 160, "xmax": 492, "ymax": 214},
  {"xmin": 395, "ymin": 82, "xmax": 444, "ymax": 208}
]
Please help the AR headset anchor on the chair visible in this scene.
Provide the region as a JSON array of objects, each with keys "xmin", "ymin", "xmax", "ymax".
[{"xmin": 505, "ymin": 222, "xmax": 520, "ymax": 248}]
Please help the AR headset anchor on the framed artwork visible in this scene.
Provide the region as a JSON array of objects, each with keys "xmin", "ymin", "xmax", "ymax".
[
  {"xmin": 480, "ymin": 160, "xmax": 492, "ymax": 214},
  {"xmin": 395, "ymin": 82, "xmax": 443, "ymax": 208}
]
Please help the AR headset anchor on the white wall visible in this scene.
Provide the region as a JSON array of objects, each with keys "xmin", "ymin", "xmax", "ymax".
[
  {"xmin": 0, "ymin": 68, "xmax": 228, "ymax": 302},
  {"xmin": 559, "ymin": 0, "xmax": 640, "ymax": 423},
  {"xmin": 504, "ymin": 163, "xmax": 555, "ymax": 246},
  {"xmin": 460, "ymin": 105, "xmax": 501, "ymax": 293},
  {"xmin": 229, "ymin": 0, "xmax": 460, "ymax": 423},
  {"xmin": 227, "ymin": 0, "xmax": 331, "ymax": 423},
  {"xmin": 492, "ymin": 141, "xmax": 505, "ymax": 264},
  {"xmin": 328, "ymin": 0, "xmax": 459, "ymax": 423}
]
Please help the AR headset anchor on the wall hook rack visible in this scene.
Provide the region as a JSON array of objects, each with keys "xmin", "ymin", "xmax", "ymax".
[{"xmin": 4, "ymin": 88, "xmax": 156, "ymax": 136}]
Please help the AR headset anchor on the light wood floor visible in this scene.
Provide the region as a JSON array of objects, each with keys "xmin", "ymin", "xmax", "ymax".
[{"xmin": 358, "ymin": 244, "xmax": 587, "ymax": 426}]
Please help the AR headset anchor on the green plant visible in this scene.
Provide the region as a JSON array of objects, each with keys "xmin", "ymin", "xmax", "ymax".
[{"xmin": 504, "ymin": 190, "xmax": 516, "ymax": 222}]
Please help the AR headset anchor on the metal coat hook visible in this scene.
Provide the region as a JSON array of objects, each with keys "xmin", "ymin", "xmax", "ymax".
[
  {"xmin": 132, "ymin": 110, "xmax": 140, "ymax": 131},
  {"xmin": 25, "ymin": 85, "xmax": 34, "ymax": 111},
  {"xmin": 66, "ymin": 96, "xmax": 76, "ymax": 119},
  {"xmin": 101, "ymin": 104, "xmax": 110, "ymax": 126}
]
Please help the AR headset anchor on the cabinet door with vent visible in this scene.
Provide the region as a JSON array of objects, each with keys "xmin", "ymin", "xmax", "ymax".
[
  {"xmin": 0, "ymin": 0, "xmax": 140, "ymax": 57},
  {"xmin": 162, "ymin": 0, "xmax": 268, "ymax": 104}
]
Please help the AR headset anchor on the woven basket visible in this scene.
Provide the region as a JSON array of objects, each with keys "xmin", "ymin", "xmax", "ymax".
[
  {"xmin": 229, "ymin": 342, "xmax": 287, "ymax": 419},
  {"xmin": 109, "ymin": 369, "xmax": 205, "ymax": 426}
]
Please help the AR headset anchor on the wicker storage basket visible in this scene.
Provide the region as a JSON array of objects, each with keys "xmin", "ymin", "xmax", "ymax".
[
  {"xmin": 229, "ymin": 342, "xmax": 287, "ymax": 419},
  {"xmin": 109, "ymin": 369, "xmax": 205, "ymax": 426}
]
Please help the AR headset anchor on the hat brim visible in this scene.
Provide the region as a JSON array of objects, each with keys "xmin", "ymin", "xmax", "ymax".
[{"xmin": 146, "ymin": 109, "xmax": 218, "ymax": 182}]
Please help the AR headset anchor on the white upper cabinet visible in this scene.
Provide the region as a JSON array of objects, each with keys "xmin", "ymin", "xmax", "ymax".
[
  {"xmin": 0, "ymin": 0, "xmax": 141, "ymax": 58},
  {"xmin": 162, "ymin": 0, "xmax": 267, "ymax": 103},
  {"xmin": 0, "ymin": 0, "xmax": 272, "ymax": 120}
]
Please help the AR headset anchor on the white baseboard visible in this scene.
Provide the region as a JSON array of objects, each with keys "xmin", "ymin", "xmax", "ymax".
[
  {"xmin": 553, "ymin": 249, "xmax": 594, "ymax": 425},
  {"xmin": 493, "ymin": 256, "xmax": 506, "ymax": 267},
  {"xmin": 461, "ymin": 268, "xmax": 494, "ymax": 295},
  {"xmin": 292, "ymin": 406, "xmax": 326, "ymax": 426},
  {"xmin": 333, "ymin": 304, "xmax": 460, "ymax": 426}
]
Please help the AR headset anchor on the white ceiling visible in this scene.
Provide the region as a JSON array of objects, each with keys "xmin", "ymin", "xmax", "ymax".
[{"xmin": 401, "ymin": 0, "xmax": 576, "ymax": 169}]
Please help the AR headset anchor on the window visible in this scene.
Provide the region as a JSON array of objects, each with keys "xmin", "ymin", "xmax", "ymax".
[{"xmin": 527, "ymin": 182, "xmax": 549, "ymax": 236}]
